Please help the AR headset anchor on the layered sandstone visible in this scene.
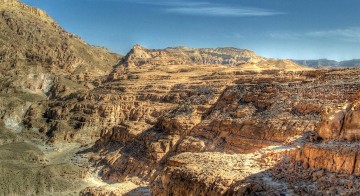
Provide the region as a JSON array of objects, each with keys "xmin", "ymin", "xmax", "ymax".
[{"xmin": 148, "ymin": 68, "xmax": 360, "ymax": 195}]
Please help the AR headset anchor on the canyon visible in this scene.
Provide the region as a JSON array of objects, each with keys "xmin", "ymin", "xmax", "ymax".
[{"xmin": 1, "ymin": 0, "xmax": 360, "ymax": 195}]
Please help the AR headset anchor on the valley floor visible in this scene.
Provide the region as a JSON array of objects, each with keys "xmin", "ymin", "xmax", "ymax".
[{"xmin": 0, "ymin": 125, "xmax": 148, "ymax": 195}]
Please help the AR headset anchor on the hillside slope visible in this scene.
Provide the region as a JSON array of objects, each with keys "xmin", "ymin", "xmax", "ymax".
[
  {"xmin": 0, "ymin": 0, "xmax": 121, "ymax": 95},
  {"xmin": 0, "ymin": 1, "xmax": 121, "ymax": 195}
]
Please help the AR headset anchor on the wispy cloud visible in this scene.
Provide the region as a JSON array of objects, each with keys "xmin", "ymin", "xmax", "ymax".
[
  {"xmin": 128, "ymin": 0, "xmax": 209, "ymax": 7},
  {"xmin": 166, "ymin": 7, "xmax": 282, "ymax": 17},
  {"xmin": 122, "ymin": 0, "xmax": 283, "ymax": 17},
  {"xmin": 307, "ymin": 27, "xmax": 360, "ymax": 42},
  {"xmin": 269, "ymin": 27, "xmax": 360, "ymax": 43},
  {"xmin": 268, "ymin": 32, "xmax": 302, "ymax": 40},
  {"xmin": 224, "ymin": 33, "xmax": 245, "ymax": 39}
]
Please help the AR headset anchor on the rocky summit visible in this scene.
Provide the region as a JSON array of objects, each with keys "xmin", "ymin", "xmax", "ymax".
[{"xmin": 1, "ymin": 1, "xmax": 360, "ymax": 196}]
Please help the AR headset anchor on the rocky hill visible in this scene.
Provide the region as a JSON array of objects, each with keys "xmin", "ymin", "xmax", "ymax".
[
  {"xmin": 1, "ymin": 0, "xmax": 360, "ymax": 195},
  {"xmin": 0, "ymin": 0, "xmax": 120, "ymax": 142},
  {"xmin": 0, "ymin": 0, "xmax": 120, "ymax": 194},
  {"xmin": 0, "ymin": 0, "xmax": 121, "ymax": 95}
]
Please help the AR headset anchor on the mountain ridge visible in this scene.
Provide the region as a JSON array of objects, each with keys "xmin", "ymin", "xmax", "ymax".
[
  {"xmin": 293, "ymin": 58, "xmax": 360, "ymax": 68},
  {"xmin": 122, "ymin": 44, "xmax": 265, "ymax": 67},
  {"xmin": 120, "ymin": 44, "xmax": 306, "ymax": 72}
]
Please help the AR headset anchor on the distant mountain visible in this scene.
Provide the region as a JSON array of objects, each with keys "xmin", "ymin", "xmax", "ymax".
[
  {"xmin": 293, "ymin": 59, "xmax": 360, "ymax": 68},
  {"xmin": 340, "ymin": 59, "xmax": 360, "ymax": 67},
  {"xmin": 122, "ymin": 45, "xmax": 266, "ymax": 67},
  {"xmin": 121, "ymin": 45, "xmax": 306, "ymax": 71}
]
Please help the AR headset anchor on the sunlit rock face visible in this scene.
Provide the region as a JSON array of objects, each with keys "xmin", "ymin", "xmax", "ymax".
[
  {"xmin": 84, "ymin": 50, "xmax": 359, "ymax": 195},
  {"xmin": 148, "ymin": 68, "xmax": 360, "ymax": 195}
]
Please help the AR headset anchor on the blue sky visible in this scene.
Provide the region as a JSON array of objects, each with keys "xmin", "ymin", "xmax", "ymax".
[{"xmin": 22, "ymin": 0, "xmax": 360, "ymax": 60}]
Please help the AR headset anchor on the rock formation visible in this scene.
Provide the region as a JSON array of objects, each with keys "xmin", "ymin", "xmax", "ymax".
[
  {"xmin": 151, "ymin": 68, "xmax": 360, "ymax": 195},
  {"xmin": 82, "ymin": 53, "xmax": 359, "ymax": 195},
  {"xmin": 1, "ymin": 1, "xmax": 360, "ymax": 195}
]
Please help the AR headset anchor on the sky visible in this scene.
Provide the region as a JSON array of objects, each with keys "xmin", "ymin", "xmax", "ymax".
[{"xmin": 21, "ymin": 0, "xmax": 360, "ymax": 60}]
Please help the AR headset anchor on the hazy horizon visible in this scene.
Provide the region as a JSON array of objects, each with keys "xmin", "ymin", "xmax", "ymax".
[{"xmin": 22, "ymin": 0, "xmax": 360, "ymax": 61}]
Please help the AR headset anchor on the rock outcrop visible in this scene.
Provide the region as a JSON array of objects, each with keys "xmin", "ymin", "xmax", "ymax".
[{"xmin": 318, "ymin": 103, "xmax": 360, "ymax": 141}]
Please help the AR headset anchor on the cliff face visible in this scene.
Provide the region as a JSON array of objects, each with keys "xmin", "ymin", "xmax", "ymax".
[{"xmin": 318, "ymin": 98, "xmax": 360, "ymax": 141}]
